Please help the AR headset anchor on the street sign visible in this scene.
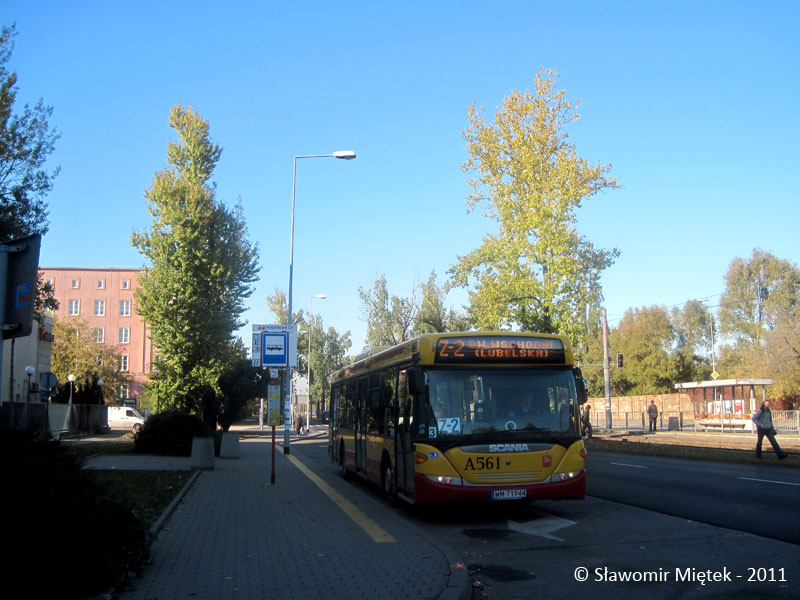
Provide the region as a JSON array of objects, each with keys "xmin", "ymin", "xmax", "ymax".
[
  {"xmin": 712, "ymin": 371, "xmax": 720, "ymax": 380},
  {"xmin": 262, "ymin": 332, "xmax": 288, "ymax": 366},
  {"xmin": 251, "ymin": 324, "xmax": 298, "ymax": 367},
  {"xmin": 2, "ymin": 234, "xmax": 41, "ymax": 339},
  {"xmin": 267, "ymin": 383, "xmax": 281, "ymax": 426}
]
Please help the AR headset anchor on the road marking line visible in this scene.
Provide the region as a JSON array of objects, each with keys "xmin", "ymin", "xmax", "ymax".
[
  {"xmin": 285, "ymin": 454, "xmax": 396, "ymax": 543},
  {"xmin": 610, "ymin": 462, "xmax": 647, "ymax": 469},
  {"xmin": 738, "ymin": 477, "xmax": 800, "ymax": 487},
  {"xmin": 508, "ymin": 516, "xmax": 576, "ymax": 541}
]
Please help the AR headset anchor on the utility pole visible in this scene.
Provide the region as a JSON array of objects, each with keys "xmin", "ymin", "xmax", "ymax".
[{"xmin": 601, "ymin": 308, "xmax": 612, "ymax": 429}]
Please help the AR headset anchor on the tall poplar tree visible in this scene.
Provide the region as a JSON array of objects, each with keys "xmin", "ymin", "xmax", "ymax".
[
  {"xmin": 0, "ymin": 24, "xmax": 60, "ymax": 243},
  {"xmin": 450, "ymin": 69, "xmax": 619, "ymax": 353},
  {"xmin": 132, "ymin": 105, "xmax": 259, "ymax": 420}
]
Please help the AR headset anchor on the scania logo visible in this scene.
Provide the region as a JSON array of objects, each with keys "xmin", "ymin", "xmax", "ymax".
[{"xmin": 489, "ymin": 443, "xmax": 530, "ymax": 453}]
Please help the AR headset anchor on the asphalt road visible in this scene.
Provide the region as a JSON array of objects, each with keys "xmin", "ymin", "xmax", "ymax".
[
  {"xmin": 294, "ymin": 438, "xmax": 799, "ymax": 599},
  {"xmin": 587, "ymin": 450, "xmax": 800, "ymax": 545}
]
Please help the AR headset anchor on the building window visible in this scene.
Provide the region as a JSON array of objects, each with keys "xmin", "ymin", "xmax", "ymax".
[
  {"xmin": 119, "ymin": 300, "xmax": 131, "ymax": 316},
  {"xmin": 96, "ymin": 279, "xmax": 105, "ymax": 289},
  {"xmin": 92, "ymin": 327, "xmax": 104, "ymax": 343},
  {"xmin": 71, "ymin": 279, "xmax": 80, "ymax": 289},
  {"xmin": 93, "ymin": 299, "xmax": 105, "ymax": 316},
  {"xmin": 119, "ymin": 384, "xmax": 129, "ymax": 400},
  {"xmin": 120, "ymin": 355, "xmax": 129, "ymax": 372},
  {"xmin": 121, "ymin": 279, "xmax": 130, "ymax": 290},
  {"xmin": 68, "ymin": 299, "xmax": 80, "ymax": 316},
  {"xmin": 118, "ymin": 327, "xmax": 130, "ymax": 344}
]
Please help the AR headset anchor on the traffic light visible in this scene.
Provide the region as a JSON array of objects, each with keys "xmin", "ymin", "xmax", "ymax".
[{"xmin": 616, "ymin": 353, "xmax": 624, "ymax": 368}]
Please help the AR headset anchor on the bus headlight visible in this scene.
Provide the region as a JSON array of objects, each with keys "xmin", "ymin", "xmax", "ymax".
[{"xmin": 424, "ymin": 475, "xmax": 463, "ymax": 486}]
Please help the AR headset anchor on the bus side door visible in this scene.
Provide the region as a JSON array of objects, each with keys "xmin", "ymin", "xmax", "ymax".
[
  {"xmin": 355, "ymin": 376, "xmax": 368, "ymax": 475},
  {"xmin": 396, "ymin": 369, "xmax": 415, "ymax": 497}
]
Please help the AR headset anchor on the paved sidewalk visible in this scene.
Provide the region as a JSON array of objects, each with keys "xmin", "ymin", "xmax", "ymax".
[{"xmin": 90, "ymin": 425, "xmax": 468, "ymax": 600}]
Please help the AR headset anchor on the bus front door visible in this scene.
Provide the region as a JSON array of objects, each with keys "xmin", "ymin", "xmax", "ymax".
[
  {"xmin": 396, "ymin": 371, "xmax": 415, "ymax": 498},
  {"xmin": 356, "ymin": 377, "xmax": 368, "ymax": 475}
]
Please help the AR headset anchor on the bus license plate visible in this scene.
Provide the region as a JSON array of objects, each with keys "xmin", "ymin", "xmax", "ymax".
[{"xmin": 491, "ymin": 489, "xmax": 526, "ymax": 500}]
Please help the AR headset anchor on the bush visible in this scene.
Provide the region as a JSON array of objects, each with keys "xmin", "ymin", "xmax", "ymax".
[
  {"xmin": 134, "ymin": 409, "xmax": 213, "ymax": 456},
  {"xmin": 0, "ymin": 428, "xmax": 148, "ymax": 599}
]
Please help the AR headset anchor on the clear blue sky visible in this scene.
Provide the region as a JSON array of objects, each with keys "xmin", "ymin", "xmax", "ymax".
[{"xmin": 6, "ymin": 1, "xmax": 799, "ymax": 352}]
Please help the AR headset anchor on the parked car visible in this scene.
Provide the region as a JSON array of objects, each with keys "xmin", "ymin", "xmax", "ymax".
[{"xmin": 107, "ymin": 406, "xmax": 146, "ymax": 432}]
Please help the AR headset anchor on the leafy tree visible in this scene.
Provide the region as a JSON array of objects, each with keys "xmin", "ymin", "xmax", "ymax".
[
  {"xmin": 50, "ymin": 316, "xmax": 133, "ymax": 402},
  {"xmin": 265, "ymin": 288, "xmax": 306, "ymax": 330},
  {"xmin": 762, "ymin": 312, "xmax": 800, "ymax": 402},
  {"xmin": 264, "ymin": 287, "xmax": 308, "ymax": 368},
  {"xmin": 718, "ymin": 249, "xmax": 800, "ymax": 347},
  {"xmin": 34, "ymin": 273, "xmax": 58, "ymax": 313},
  {"xmin": 0, "ymin": 24, "xmax": 60, "ymax": 243},
  {"xmin": 610, "ymin": 306, "xmax": 679, "ymax": 395},
  {"xmin": 717, "ymin": 249, "xmax": 800, "ymax": 399},
  {"xmin": 358, "ymin": 273, "xmax": 419, "ymax": 349},
  {"xmin": 307, "ymin": 317, "xmax": 351, "ymax": 414},
  {"xmin": 450, "ymin": 68, "xmax": 619, "ymax": 352},
  {"xmin": 670, "ymin": 300, "xmax": 713, "ymax": 382},
  {"xmin": 217, "ymin": 355, "xmax": 269, "ymax": 431},
  {"xmin": 132, "ymin": 105, "xmax": 259, "ymax": 426},
  {"xmin": 412, "ymin": 270, "xmax": 470, "ymax": 336}
]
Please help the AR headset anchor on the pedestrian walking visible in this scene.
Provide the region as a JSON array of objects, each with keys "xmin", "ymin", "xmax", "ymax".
[
  {"xmin": 647, "ymin": 400, "xmax": 659, "ymax": 432},
  {"xmin": 295, "ymin": 413, "xmax": 304, "ymax": 436},
  {"xmin": 752, "ymin": 400, "xmax": 788, "ymax": 459},
  {"xmin": 580, "ymin": 404, "xmax": 593, "ymax": 439}
]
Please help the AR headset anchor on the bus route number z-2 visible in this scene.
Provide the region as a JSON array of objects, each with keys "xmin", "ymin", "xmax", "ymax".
[{"xmin": 465, "ymin": 456, "xmax": 502, "ymax": 471}]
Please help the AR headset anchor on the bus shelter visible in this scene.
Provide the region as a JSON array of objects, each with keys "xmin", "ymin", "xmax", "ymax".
[{"xmin": 674, "ymin": 379, "xmax": 773, "ymax": 430}]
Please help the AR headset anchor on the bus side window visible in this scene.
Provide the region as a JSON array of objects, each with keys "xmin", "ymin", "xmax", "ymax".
[{"xmin": 383, "ymin": 368, "xmax": 397, "ymax": 436}]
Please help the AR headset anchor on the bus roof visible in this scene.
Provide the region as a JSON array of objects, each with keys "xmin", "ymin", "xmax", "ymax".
[{"xmin": 331, "ymin": 331, "xmax": 574, "ymax": 383}]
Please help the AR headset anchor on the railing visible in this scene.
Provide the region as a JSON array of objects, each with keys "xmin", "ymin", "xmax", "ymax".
[{"xmin": 590, "ymin": 410, "xmax": 799, "ymax": 434}]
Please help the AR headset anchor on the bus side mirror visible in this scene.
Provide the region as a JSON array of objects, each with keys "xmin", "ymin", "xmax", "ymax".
[
  {"xmin": 407, "ymin": 369, "xmax": 422, "ymax": 395},
  {"xmin": 573, "ymin": 367, "xmax": 587, "ymax": 404}
]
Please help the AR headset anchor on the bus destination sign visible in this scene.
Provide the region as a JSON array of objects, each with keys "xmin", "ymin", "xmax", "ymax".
[{"xmin": 434, "ymin": 335, "xmax": 565, "ymax": 364}]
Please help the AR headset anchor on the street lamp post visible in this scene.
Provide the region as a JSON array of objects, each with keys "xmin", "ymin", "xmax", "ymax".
[
  {"xmin": 64, "ymin": 373, "xmax": 76, "ymax": 431},
  {"xmin": 25, "ymin": 365, "xmax": 34, "ymax": 430},
  {"xmin": 307, "ymin": 294, "xmax": 327, "ymax": 432},
  {"xmin": 284, "ymin": 150, "xmax": 355, "ymax": 455}
]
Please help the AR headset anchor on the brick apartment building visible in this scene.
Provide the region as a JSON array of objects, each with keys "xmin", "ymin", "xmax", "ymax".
[{"xmin": 38, "ymin": 267, "xmax": 153, "ymax": 405}]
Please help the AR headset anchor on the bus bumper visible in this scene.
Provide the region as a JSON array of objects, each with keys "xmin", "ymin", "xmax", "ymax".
[{"xmin": 413, "ymin": 469, "xmax": 586, "ymax": 504}]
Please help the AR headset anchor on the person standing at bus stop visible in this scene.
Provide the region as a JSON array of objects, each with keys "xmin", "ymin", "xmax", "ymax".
[
  {"xmin": 580, "ymin": 404, "xmax": 593, "ymax": 439},
  {"xmin": 752, "ymin": 400, "xmax": 788, "ymax": 459},
  {"xmin": 647, "ymin": 400, "xmax": 659, "ymax": 432}
]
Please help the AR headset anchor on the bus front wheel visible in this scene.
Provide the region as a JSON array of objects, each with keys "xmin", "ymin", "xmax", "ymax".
[
  {"xmin": 339, "ymin": 443, "xmax": 351, "ymax": 480},
  {"xmin": 382, "ymin": 462, "xmax": 397, "ymax": 505}
]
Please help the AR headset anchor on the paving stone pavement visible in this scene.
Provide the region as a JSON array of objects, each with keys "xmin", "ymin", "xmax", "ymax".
[{"xmin": 106, "ymin": 429, "xmax": 468, "ymax": 600}]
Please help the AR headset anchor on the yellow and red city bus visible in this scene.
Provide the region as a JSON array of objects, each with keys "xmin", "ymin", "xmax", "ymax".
[{"xmin": 328, "ymin": 332, "xmax": 588, "ymax": 504}]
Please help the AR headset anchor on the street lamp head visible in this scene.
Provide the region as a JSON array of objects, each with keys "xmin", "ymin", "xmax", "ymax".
[
  {"xmin": 332, "ymin": 150, "xmax": 356, "ymax": 160},
  {"xmin": 25, "ymin": 365, "xmax": 35, "ymax": 376},
  {"xmin": 67, "ymin": 374, "xmax": 76, "ymax": 383},
  {"xmin": 314, "ymin": 294, "xmax": 327, "ymax": 300}
]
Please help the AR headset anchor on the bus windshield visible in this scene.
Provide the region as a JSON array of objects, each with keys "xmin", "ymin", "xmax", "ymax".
[{"xmin": 424, "ymin": 368, "xmax": 578, "ymax": 437}]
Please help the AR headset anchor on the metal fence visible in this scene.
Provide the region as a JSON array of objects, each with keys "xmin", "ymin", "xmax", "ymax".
[{"xmin": 590, "ymin": 410, "xmax": 800, "ymax": 434}]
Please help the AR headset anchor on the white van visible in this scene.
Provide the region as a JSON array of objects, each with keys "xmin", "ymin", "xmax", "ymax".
[{"xmin": 107, "ymin": 406, "xmax": 146, "ymax": 432}]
